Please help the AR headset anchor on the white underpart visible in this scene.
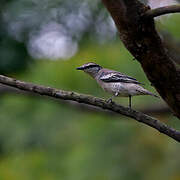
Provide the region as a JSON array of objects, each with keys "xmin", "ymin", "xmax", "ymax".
[{"xmin": 98, "ymin": 81, "xmax": 152, "ymax": 97}]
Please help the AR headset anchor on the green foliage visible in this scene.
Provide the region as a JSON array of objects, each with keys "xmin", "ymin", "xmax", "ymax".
[
  {"xmin": 0, "ymin": 40, "xmax": 180, "ymax": 180},
  {"xmin": 0, "ymin": 36, "xmax": 30, "ymax": 74},
  {"xmin": 0, "ymin": 0, "xmax": 179, "ymax": 178}
]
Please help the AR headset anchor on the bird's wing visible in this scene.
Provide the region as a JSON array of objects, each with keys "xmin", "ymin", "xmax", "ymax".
[{"xmin": 100, "ymin": 72, "xmax": 143, "ymax": 84}]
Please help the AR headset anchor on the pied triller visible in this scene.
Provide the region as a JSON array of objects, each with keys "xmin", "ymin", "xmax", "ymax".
[{"xmin": 76, "ymin": 62, "xmax": 159, "ymax": 108}]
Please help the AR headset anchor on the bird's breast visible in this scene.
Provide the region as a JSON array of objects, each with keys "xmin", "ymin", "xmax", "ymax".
[
  {"xmin": 97, "ymin": 80, "xmax": 144, "ymax": 97},
  {"xmin": 98, "ymin": 81, "xmax": 127, "ymax": 95}
]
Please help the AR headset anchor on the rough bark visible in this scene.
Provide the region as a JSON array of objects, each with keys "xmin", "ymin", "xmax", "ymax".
[
  {"xmin": 0, "ymin": 74, "xmax": 180, "ymax": 142},
  {"xmin": 101, "ymin": 0, "xmax": 180, "ymax": 118}
]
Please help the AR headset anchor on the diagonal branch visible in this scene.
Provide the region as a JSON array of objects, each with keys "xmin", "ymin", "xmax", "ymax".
[
  {"xmin": 143, "ymin": 5, "xmax": 180, "ymax": 18},
  {"xmin": 101, "ymin": 0, "xmax": 180, "ymax": 118},
  {"xmin": 0, "ymin": 74, "xmax": 180, "ymax": 142},
  {"xmin": 0, "ymin": 83, "xmax": 171, "ymax": 116}
]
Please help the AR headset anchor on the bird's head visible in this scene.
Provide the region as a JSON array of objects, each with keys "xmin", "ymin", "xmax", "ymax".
[{"xmin": 76, "ymin": 62, "xmax": 102, "ymax": 77}]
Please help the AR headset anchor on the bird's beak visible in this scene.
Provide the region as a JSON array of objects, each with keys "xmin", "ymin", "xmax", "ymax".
[{"xmin": 76, "ymin": 66, "xmax": 84, "ymax": 70}]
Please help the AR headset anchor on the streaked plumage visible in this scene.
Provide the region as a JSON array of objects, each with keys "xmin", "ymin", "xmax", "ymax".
[
  {"xmin": 76, "ymin": 62, "xmax": 158, "ymax": 108},
  {"xmin": 99, "ymin": 71, "xmax": 142, "ymax": 84}
]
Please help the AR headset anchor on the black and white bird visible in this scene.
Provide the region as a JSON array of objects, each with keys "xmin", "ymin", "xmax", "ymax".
[{"xmin": 76, "ymin": 62, "xmax": 158, "ymax": 108}]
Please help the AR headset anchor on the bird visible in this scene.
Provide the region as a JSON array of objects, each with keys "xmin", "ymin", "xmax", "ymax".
[{"xmin": 76, "ymin": 62, "xmax": 159, "ymax": 108}]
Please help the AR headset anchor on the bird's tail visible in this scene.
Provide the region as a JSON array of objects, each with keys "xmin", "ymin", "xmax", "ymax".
[
  {"xmin": 143, "ymin": 89, "xmax": 159, "ymax": 98},
  {"xmin": 148, "ymin": 92, "xmax": 159, "ymax": 98},
  {"xmin": 137, "ymin": 87, "xmax": 159, "ymax": 98}
]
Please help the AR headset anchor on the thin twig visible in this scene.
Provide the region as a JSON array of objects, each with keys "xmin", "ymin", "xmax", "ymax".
[
  {"xmin": 0, "ymin": 74, "xmax": 180, "ymax": 142},
  {"xmin": 143, "ymin": 5, "xmax": 180, "ymax": 18}
]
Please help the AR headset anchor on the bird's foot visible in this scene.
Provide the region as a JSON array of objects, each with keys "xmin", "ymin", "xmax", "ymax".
[{"xmin": 106, "ymin": 98, "xmax": 114, "ymax": 104}]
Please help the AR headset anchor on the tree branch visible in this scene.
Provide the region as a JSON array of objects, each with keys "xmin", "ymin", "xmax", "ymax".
[
  {"xmin": 143, "ymin": 5, "xmax": 180, "ymax": 18},
  {"xmin": 0, "ymin": 74, "xmax": 180, "ymax": 142},
  {"xmin": 0, "ymin": 84, "xmax": 171, "ymax": 116},
  {"xmin": 101, "ymin": 0, "xmax": 180, "ymax": 118}
]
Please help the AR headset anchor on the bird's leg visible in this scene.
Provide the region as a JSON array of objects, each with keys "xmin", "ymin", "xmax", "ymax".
[
  {"xmin": 107, "ymin": 92, "xmax": 119, "ymax": 104},
  {"xmin": 129, "ymin": 95, "xmax": 132, "ymax": 108}
]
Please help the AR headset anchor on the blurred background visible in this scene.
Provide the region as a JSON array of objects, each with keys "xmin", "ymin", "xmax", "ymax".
[{"xmin": 0, "ymin": 0, "xmax": 180, "ymax": 179}]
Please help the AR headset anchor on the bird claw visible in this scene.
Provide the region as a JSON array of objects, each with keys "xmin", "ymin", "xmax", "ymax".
[{"xmin": 107, "ymin": 98, "xmax": 114, "ymax": 104}]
